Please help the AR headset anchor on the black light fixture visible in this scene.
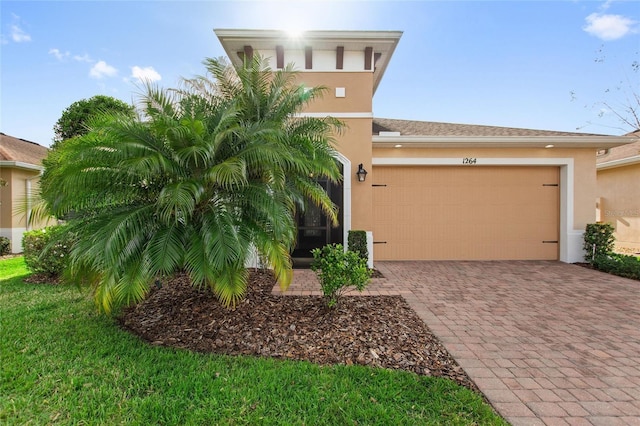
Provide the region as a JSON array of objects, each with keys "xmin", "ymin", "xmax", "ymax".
[{"xmin": 356, "ymin": 163, "xmax": 368, "ymax": 182}]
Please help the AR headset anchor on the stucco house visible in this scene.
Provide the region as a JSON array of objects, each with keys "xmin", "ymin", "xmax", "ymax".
[
  {"xmin": 0, "ymin": 133, "xmax": 51, "ymax": 253},
  {"xmin": 215, "ymin": 29, "xmax": 632, "ymax": 265},
  {"xmin": 596, "ymin": 130, "xmax": 640, "ymax": 255}
]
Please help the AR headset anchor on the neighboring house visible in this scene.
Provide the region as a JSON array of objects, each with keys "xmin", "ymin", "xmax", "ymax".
[
  {"xmin": 215, "ymin": 29, "xmax": 633, "ymax": 264},
  {"xmin": 596, "ymin": 130, "xmax": 640, "ymax": 255},
  {"xmin": 0, "ymin": 133, "xmax": 52, "ymax": 253}
]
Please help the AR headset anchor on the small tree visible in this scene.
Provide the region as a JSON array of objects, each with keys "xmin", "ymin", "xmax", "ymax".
[
  {"xmin": 583, "ymin": 223, "xmax": 615, "ymax": 262},
  {"xmin": 311, "ymin": 244, "xmax": 371, "ymax": 308},
  {"xmin": 347, "ymin": 230, "xmax": 368, "ymax": 263},
  {"xmin": 22, "ymin": 225, "xmax": 75, "ymax": 277},
  {"xmin": 52, "ymin": 95, "xmax": 135, "ymax": 147},
  {"xmin": 0, "ymin": 237, "xmax": 10, "ymax": 255}
]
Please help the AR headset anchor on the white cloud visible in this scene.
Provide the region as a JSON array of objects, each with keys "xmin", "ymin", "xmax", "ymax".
[
  {"xmin": 130, "ymin": 66, "xmax": 162, "ymax": 83},
  {"xmin": 583, "ymin": 13, "xmax": 638, "ymax": 40},
  {"xmin": 49, "ymin": 48, "xmax": 70, "ymax": 61},
  {"xmin": 73, "ymin": 53, "xmax": 92, "ymax": 63},
  {"xmin": 600, "ymin": 0, "xmax": 614, "ymax": 11},
  {"xmin": 6, "ymin": 14, "xmax": 31, "ymax": 43},
  {"xmin": 11, "ymin": 24, "xmax": 31, "ymax": 42},
  {"xmin": 90, "ymin": 60, "xmax": 118, "ymax": 79},
  {"xmin": 49, "ymin": 48, "xmax": 93, "ymax": 63}
]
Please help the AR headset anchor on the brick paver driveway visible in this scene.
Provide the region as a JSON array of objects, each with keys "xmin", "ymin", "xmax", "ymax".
[{"xmin": 375, "ymin": 261, "xmax": 640, "ymax": 426}]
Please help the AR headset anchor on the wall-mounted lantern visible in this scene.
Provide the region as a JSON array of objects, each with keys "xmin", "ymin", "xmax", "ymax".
[{"xmin": 356, "ymin": 163, "xmax": 368, "ymax": 182}]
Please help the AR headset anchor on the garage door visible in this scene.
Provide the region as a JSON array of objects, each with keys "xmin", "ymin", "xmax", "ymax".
[{"xmin": 373, "ymin": 166, "xmax": 559, "ymax": 260}]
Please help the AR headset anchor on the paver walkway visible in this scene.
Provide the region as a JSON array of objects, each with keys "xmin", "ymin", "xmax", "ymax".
[{"xmin": 276, "ymin": 261, "xmax": 640, "ymax": 426}]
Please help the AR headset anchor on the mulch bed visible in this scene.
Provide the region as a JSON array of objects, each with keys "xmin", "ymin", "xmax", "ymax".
[{"xmin": 119, "ymin": 270, "xmax": 479, "ymax": 393}]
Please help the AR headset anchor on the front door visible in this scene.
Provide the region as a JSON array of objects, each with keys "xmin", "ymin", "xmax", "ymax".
[{"xmin": 292, "ymin": 177, "xmax": 343, "ymax": 265}]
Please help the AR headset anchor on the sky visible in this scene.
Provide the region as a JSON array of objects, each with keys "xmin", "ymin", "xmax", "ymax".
[{"xmin": 1, "ymin": 0, "xmax": 639, "ymax": 147}]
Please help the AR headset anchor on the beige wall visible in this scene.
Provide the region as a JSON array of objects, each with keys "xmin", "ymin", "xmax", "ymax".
[
  {"xmin": 597, "ymin": 164, "xmax": 640, "ymax": 254},
  {"xmin": 0, "ymin": 167, "xmax": 52, "ymax": 253},
  {"xmin": 0, "ymin": 167, "xmax": 39, "ymax": 229},
  {"xmin": 0, "ymin": 168, "xmax": 12, "ymax": 230}
]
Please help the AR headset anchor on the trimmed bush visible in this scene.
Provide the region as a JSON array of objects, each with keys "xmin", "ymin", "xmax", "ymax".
[
  {"xmin": 0, "ymin": 236, "xmax": 10, "ymax": 256},
  {"xmin": 583, "ymin": 223, "xmax": 615, "ymax": 262},
  {"xmin": 592, "ymin": 253, "xmax": 640, "ymax": 280},
  {"xmin": 22, "ymin": 225, "xmax": 75, "ymax": 277},
  {"xmin": 347, "ymin": 230, "xmax": 368, "ymax": 263},
  {"xmin": 311, "ymin": 243, "xmax": 372, "ymax": 308}
]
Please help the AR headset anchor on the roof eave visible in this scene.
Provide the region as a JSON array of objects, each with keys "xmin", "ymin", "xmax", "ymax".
[
  {"xmin": 372, "ymin": 135, "xmax": 631, "ymax": 149},
  {"xmin": 0, "ymin": 161, "xmax": 44, "ymax": 172},
  {"xmin": 214, "ymin": 29, "xmax": 402, "ymax": 95},
  {"xmin": 597, "ymin": 155, "xmax": 640, "ymax": 170}
]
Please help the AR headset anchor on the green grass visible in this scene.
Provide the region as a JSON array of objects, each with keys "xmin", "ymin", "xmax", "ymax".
[{"xmin": 1, "ymin": 257, "xmax": 507, "ymax": 425}]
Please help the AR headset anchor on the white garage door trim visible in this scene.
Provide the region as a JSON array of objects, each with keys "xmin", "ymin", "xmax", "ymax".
[{"xmin": 372, "ymin": 157, "xmax": 580, "ymax": 263}]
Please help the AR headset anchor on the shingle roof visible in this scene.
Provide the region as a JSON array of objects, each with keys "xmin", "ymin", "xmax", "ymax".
[
  {"xmin": 0, "ymin": 133, "xmax": 49, "ymax": 166},
  {"xmin": 597, "ymin": 129, "xmax": 640, "ymax": 164},
  {"xmin": 372, "ymin": 118, "xmax": 612, "ymax": 137}
]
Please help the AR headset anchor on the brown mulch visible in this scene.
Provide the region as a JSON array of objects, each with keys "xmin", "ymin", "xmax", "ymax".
[
  {"xmin": 119, "ymin": 270, "xmax": 479, "ymax": 393},
  {"xmin": 23, "ymin": 273, "xmax": 63, "ymax": 285}
]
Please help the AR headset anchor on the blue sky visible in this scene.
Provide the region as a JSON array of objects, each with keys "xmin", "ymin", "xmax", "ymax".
[{"xmin": 2, "ymin": 0, "xmax": 638, "ymax": 147}]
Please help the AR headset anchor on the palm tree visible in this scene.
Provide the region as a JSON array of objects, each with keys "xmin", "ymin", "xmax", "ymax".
[{"xmin": 41, "ymin": 56, "xmax": 342, "ymax": 313}]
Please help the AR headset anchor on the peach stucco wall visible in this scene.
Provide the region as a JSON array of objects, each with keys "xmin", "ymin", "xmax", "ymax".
[
  {"xmin": 334, "ymin": 118, "xmax": 373, "ymax": 231},
  {"xmin": 295, "ymin": 72, "xmax": 373, "ymax": 113},
  {"xmin": 296, "ymin": 71, "xmax": 375, "ymax": 232},
  {"xmin": 597, "ymin": 164, "xmax": 640, "ymax": 254}
]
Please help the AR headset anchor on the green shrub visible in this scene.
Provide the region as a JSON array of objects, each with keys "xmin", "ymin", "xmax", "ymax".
[
  {"xmin": 592, "ymin": 253, "xmax": 640, "ymax": 280},
  {"xmin": 0, "ymin": 236, "xmax": 10, "ymax": 255},
  {"xmin": 347, "ymin": 230, "xmax": 368, "ymax": 263},
  {"xmin": 583, "ymin": 223, "xmax": 615, "ymax": 262},
  {"xmin": 22, "ymin": 225, "xmax": 75, "ymax": 277},
  {"xmin": 311, "ymin": 244, "xmax": 372, "ymax": 308}
]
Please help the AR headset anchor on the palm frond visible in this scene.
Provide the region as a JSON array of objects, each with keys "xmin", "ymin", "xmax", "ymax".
[
  {"xmin": 210, "ymin": 266, "xmax": 248, "ymax": 308},
  {"xmin": 157, "ymin": 180, "xmax": 204, "ymax": 224},
  {"xmin": 146, "ymin": 223, "xmax": 186, "ymax": 275}
]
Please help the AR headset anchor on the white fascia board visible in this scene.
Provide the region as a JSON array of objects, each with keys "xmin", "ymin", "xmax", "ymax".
[
  {"xmin": 372, "ymin": 136, "xmax": 628, "ymax": 149},
  {"xmin": 294, "ymin": 112, "xmax": 373, "ymax": 119},
  {"xmin": 214, "ymin": 29, "xmax": 403, "ymax": 45},
  {"xmin": 597, "ymin": 155, "xmax": 640, "ymax": 170},
  {"xmin": 0, "ymin": 161, "xmax": 43, "ymax": 172}
]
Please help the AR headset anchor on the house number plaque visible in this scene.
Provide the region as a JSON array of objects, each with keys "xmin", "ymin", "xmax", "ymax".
[{"xmin": 462, "ymin": 157, "xmax": 477, "ymax": 165}]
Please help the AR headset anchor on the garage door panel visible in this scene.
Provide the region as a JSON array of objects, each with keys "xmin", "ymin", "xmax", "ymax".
[{"xmin": 373, "ymin": 166, "xmax": 559, "ymax": 260}]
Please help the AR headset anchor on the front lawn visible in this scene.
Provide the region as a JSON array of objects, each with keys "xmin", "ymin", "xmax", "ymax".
[{"xmin": 1, "ymin": 257, "xmax": 506, "ymax": 425}]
